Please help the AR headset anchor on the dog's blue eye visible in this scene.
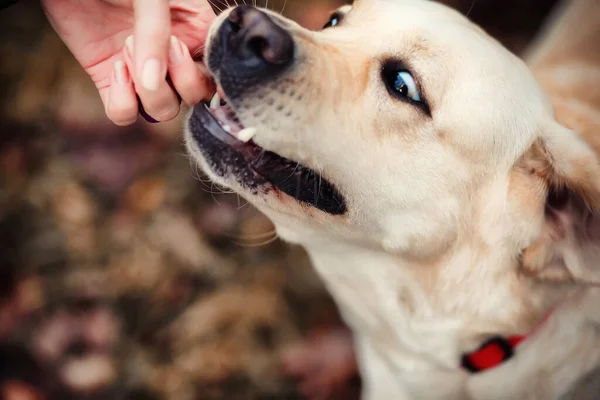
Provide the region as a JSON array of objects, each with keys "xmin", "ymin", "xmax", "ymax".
[
  {"xmin": 380, "ymin": 63, "xmax": 431, "ymax": 112},
  {"xmin": 323, "ymin": 13, "xmax": 342, "ymax": 29},
  {"xmin": 393, "ymin": 71, "xmax": 420, "ymax": 102},
  {"xmin": 382, "ymin": 63, "xmax": 423, "ymax": 105}
]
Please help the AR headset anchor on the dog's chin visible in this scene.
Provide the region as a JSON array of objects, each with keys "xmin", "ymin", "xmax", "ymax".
[{"xmin": 186, "ymin": 90, "xmax": 348, "ymax": 216}]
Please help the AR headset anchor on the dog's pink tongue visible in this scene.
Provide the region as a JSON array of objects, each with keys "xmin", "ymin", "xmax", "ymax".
[{"xmin": 212, "ymin": 106, "xmax": 244, "ymax": 134}]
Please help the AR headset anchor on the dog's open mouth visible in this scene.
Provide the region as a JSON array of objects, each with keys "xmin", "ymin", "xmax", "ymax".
[{"xmin": 189, "ymin": 91, "xmax": 347, "ymax": 216}]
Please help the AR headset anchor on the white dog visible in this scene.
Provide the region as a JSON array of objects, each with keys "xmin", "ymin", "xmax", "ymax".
[{"xmin": 185, "ymin": 0, "xmax": 600, "ymax": 398}]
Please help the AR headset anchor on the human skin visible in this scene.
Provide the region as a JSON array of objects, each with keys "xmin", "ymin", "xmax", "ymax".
[{"xmin": 40, "ymin": 0, "xmax": 216, "ymax": 126}]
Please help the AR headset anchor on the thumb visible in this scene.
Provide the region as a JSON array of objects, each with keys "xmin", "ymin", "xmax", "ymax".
[{"xmin": 132, "ymin": 0, "xmax": 171, "ymax": 92}]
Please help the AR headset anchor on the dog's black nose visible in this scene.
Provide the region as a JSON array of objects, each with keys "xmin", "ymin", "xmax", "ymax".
[
  {"xmin": 208, "ymin": 6, "xmax": 295, "ymax": 98},
  {"xmin": 226, "ymin": 6, "xmax": 294, "ymax": 66}
]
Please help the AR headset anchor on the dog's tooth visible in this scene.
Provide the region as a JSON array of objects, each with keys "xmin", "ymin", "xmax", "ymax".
[
  {"xmin": 222, "ymin": 124, "xmax": 231, "ymax": 133},
  {"xmin": 210, "ymin": 92, "xmax": 221, "ymax": 109},
  {"xmin": 236, "ymin": 127, "xmax": 256, "ymax": 143}
]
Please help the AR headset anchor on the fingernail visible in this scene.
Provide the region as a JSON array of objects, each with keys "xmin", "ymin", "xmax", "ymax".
[
  {"xmin": 179, "ymin": 39, "xmax": 189, "ymax": 60},
  {"xmin": 170, "ymin": 36, "xmax": 184, "ymax": 64},
  {"xmin": 141, "ymin": 59, "xmax": 163, "ymax": 91},
  {"xmin": 125, "ymin": 35, "xmax": 134, "ymax": 56},
  {"xmin": 113, "ymin": 61, "xmax": 129, "ymax": 86}
]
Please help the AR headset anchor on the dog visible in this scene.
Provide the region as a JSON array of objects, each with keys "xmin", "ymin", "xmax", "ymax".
[{"xmin": 184, "ymin": 0, "xmax": 600, "ymax": 398}]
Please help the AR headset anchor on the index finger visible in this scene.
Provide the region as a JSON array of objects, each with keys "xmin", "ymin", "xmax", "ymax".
[{"xmin": 133, "ymin": 0, "xmax": 171, "ymax": 92}]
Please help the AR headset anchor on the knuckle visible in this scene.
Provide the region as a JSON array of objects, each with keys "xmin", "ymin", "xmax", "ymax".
[
  {"xmin": 176, "ymin": 77, "xmax": 200, "ymax": 96},
  {"xmin": 173, "ymin": 74, "xmax": 208, "ymax": 104},
  {"xmin": 180, "ymin": 96, "xmax": 200, "ymax": 107},
  {"xmin": 136, "ymin": 26, "xmax": 170, "ymax": 44},
  {"xmin": 180, "ymin": 89, "xmax": 205, "ymax": 106}
]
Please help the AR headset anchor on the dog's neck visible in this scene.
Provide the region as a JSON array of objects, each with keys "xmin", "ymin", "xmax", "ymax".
[
  {"xmin": 307, "ymin": 240, "xmax": 517, "ymax": 352},
  {"xmin": 267, "ymin": 184, "xmax": 570, "ymax": 383},
  {"xmin": 285, "ymin": 226, "xmax": 570, "ymax": 399},
  {"xmin": 304, "ymin": 240, "xmax": 466, "ymax": 368}
]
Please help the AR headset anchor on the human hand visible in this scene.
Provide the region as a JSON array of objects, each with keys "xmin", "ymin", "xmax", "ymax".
[{"xmin": 40, "ymin": 0, "xmax": 216, "ymax": 126}]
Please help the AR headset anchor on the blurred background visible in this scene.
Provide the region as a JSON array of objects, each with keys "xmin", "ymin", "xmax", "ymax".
[{"xmin": 0, "ymin": 0, "xmax": 560, "ymax": 399}]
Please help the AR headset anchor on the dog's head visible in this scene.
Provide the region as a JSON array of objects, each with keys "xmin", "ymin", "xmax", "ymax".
[{"xmin": 186, "ymin": 0, "xmax": 600, "ymax": 290}]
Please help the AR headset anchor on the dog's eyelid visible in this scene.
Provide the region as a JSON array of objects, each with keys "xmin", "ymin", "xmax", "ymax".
[
  {"xmin": 336, "ymin": 4, "xmax": 353, "ymax": 16},
  {"xmin": 322, "ymin": 11, "xmax": 345, "ymax": 29},
  {"xmin": 380, "ymin": 58, "xmax": 431, "ymax": 116},
  {"xmin": 322, "ymin": 4, "xmax": 353, "ymax": 28}
]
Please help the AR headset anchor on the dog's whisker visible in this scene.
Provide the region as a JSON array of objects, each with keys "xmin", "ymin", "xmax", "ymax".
[
  {"xmin": 228, "ymin": 229, "xmax": 277, "ymax": 240},
  {"xmin": 295, "ymin": 174, "xmax": 302, "ymax": 201},
  {"xmin": 234, "ymin": 232, "xmax": 279, "ymax": 247},
  {"xmin": 187, "ymin": 156, "xmax": 210, "ymax": 183},
  {"xmin": 316, "ymin": 172, "xmax": 322, "ymax": 207},
  {"xmin": 207, "ymin": 0, "xmax": 225, "ymax": 13},
  {"xmin": 203, "ymin": 187, "xmax": 235, "ymax": 195},
  {"xmin": 236, "ymin": 194, "xmax": 250, "ymax": 209},
  {"xmin": 206, "ymin": 182, "xmax": 237, "ymax": 199},
  {"xmin": 279, "ymin": 162, "xmax": 301, "ymax": 185},
  {"xmin": 186, "ymin": 159, "xmax": 222, "ymax": 188},
  {"xmin": 209, "ymin": 183, "xmax": 222, "ymax": 204},
  {"xmin": 465, "ymin": 0, "xmax": 477, "ymax": 18},
  {"xmin": 237, "ymin": 200, "xmax": 250, "ymax": 209},
  {"xmin": 197, "ymin": 178, "xmax": 235, "ymax": 195},
  {"xmin": 236, "ymin": 193, "xmax": 250, "ymax": 208}
]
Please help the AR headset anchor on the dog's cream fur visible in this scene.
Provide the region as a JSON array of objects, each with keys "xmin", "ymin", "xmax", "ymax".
[{"xmin": 185, "ymin": 0, "xmax": 600, "ymax": 398}]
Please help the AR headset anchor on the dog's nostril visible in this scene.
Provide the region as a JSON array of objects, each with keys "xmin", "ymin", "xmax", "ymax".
[
  {"xmin": 247, "ymin": 36, "xmax": 268, "ymax": 59},
  {"xmin": 262, "ymin": 32, "xmax": 293, "ymax": 65}
]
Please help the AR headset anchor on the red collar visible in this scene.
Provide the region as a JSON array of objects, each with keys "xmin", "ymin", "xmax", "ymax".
[{"xmin": 461, "ymin": 312, "xmax": 552, "ymax": 373}]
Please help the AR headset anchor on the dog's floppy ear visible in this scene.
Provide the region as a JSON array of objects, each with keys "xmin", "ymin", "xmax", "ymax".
[{"xmin": 520, "ymin": 122, "xmax": 600, "ymax": 285}]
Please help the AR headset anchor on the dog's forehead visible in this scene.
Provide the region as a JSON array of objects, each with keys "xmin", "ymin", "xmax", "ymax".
[
  {"xmin": 342, "ymin": 0, "xmax": 500, "ymax": 60},
  {"xmin": 339, "ymin": 0, "xmax": 533, "ymax": 91},
  {"xmin": 351, "ymin": 0, "xmax": 469, "ymax": 25}
]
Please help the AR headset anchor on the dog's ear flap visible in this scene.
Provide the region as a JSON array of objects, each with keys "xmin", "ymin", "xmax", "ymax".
[{"xmin": 521, "ymin": 122, "xmax": 600, "ymax": 285}]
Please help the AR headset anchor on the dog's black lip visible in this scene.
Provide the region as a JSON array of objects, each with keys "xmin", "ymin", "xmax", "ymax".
[{"xmin": 190, "ymin": 104, "xmax": 348, "ymax": 216}]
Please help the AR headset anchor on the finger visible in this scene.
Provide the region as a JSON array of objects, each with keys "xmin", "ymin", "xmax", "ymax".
[
  {"xmin": 168, "ymin": 36, "xmax": 214, "ymax": 106},
  {"xmin": 132, "ymin": 0, "xmax": 171, "ymax": 92},
  {"xmin": 124, "ymin": 36, "xmax": 180, "ymax": 122},
  {"xmin": 105, "ymin": 60, "xmax": 138, "ymax": 126},
  {"xmin": 137, "ymin": 81, "xmax": 181, "ymax": 122}
]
